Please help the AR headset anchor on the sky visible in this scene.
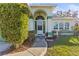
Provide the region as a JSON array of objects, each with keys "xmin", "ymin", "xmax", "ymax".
[
  {"xmin": 53, "ymin": 3, "xmax": 79, "ymax": 17},
  {"xmin": 55, "ymin": 3, "xmax": 79, "ymax": 11}
]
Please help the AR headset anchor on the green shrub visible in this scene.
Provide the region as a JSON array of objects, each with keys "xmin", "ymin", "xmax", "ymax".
[
  {"xmin": 28, "ymin": 31, "xmax": 35, "ymax": 42},
  {"xmin": 24, "ymin": 31, "xmax": 35, "ymax": 45},
  {"xmin": 0, "ymin": 3, "xmax": 30, "ymax": 48},
  {"xmin": 69, "ymin": 37, "xmax": 79, "ymax": 44}
]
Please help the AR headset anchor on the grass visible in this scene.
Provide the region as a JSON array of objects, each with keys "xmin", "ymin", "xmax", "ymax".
[{"xmin": 47, "ymin": 36, "xmax": 79, "ymax": 56}]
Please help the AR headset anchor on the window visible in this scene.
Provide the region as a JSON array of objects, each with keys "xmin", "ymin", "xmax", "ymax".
[
  {"xmin": 59, "ymin": 23, "xmax": 63, "ymax": 30},
  {"xmin": 65, "ymin": 22, "xmax": 69, "ymax": 30},
  {"xmin": 54, "ymin": 22, "xmax": 58, "ymax": 29},
  {"xmin": 38, "ymin": 25, "xmax": 42, "ymax": 30}
]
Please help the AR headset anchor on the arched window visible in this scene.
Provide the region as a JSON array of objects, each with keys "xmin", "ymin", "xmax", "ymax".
[{"xmin": 36, "ymin": 16, "xmax": 44, "ymax": 20}]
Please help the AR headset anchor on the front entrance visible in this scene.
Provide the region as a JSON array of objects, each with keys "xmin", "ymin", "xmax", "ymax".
[
  {"xmin": 35, "ymin": 16, "xmax": 45, "ymax": 35},
  {"xmin": 37, "ymin": 19, "xmax": 43, "ymax": 34}
]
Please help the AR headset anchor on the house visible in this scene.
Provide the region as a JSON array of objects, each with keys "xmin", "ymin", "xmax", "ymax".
[{"xmin": 28, "ymin": 3, "xmax": 79, "ymax": 37}]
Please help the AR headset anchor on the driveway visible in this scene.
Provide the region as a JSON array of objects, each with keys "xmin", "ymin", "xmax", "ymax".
[{"xmin": 0, "ymin": 36, "xmax": 12, "ymax": 55}]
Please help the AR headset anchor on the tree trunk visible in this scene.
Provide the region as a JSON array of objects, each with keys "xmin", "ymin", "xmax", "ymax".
[{"xmin": 14, "ymin": 44, "xmax": 21, "ymax": 49}]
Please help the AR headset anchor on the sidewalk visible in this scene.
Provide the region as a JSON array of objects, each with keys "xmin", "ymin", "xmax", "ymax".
[{"xmin": 5, "ymin": 36, "xmax": 47, "ymax": 56}]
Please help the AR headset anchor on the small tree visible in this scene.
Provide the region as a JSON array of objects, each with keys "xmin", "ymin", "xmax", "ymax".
[
  {"xmin": 73, "ymin": 23, "xmax": 79, "ymax": 39},
  {"xmin": 0, "ymin": 3, "xmax": 30, "ymax": 48}
]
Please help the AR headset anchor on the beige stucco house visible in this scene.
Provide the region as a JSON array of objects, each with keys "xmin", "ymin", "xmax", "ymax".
[{"xmin": 28, "ymin": 3, "xmax": 79, "ymax": 37}]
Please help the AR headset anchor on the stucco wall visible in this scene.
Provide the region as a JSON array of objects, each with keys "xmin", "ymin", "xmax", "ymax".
[
  {"xmin": 30, "ymin": 7, "xmax": 53, "ymax": 17},
  {"xmin": 28, "ymin": 18, "xmax": 78, "ymax": 36},
  {"xmin": 51, "ymin": 19, "xmax": 75, "ymax": 31},
  {"xmin": 29, "ymin": 19, "xmax": 35, "ymax": 31}
]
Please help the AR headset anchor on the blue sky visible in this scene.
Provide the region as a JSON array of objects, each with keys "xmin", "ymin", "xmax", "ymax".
[
  {"xmin": 52, "ymin": 3, "xmax": 79, "ymax": 17},
  {"xmin": 55, "ymin": 3, "xmax": 79, "ymax": 11}
]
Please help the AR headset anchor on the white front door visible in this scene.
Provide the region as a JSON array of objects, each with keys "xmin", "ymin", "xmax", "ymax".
[{"xmin": 37, "ymin": 19, "xmax": 43, "ymax": 34}]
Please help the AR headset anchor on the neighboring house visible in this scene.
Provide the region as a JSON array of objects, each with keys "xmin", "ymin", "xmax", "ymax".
[{"xmin": 28, "ymin": 3, "xmax": 79, "ymax": 37}]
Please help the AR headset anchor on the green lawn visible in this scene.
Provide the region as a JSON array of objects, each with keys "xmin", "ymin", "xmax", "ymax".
[{"xmin": 47, "ymin": 36, "xmax": 79, "ymax": 56}]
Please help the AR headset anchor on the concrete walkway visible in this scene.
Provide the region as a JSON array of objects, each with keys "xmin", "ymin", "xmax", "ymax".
[{"xmin": 5, "ymin": 35, "xmax": 47, "ymax": 56}]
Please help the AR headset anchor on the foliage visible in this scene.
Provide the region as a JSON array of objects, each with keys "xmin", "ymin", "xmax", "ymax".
[
  {"xmin": 47, "ymin": 36, "xmax": 79, "ymax": 56},
  {"xmin": 0, "ymin": 3, "xmax": 30, "ymax": 48},
  {"xmin": 73, "ymin": 24, "xmax": 79, "ymax": 37},
  {"xmin": 28, "ymin": 31, "xmax": 35, "ymax": 44},
  {"xmin": 74, "ymin": 24, "xmax": 79, "ymax": 32},
  {"xmin": 69, "ymin": 37, "xmax": 79, "ymax": 44}
]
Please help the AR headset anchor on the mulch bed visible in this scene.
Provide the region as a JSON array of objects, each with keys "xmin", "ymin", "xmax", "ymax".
[
  {"xmin": 0, "ymin": 39, "xmax": 34, "ymax": 56},
  {"xmin": 5, "ymin": 35, "xmax": 35, "ymax": 55}
]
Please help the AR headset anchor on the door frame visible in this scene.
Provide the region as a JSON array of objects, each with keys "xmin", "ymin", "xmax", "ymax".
[
  {"xmin": 34, "ymin": 20, "xmax": 46, "ymax": 35},
  {"xmin": 37, "ymin": 20, "xmax": 43, "ymax": 34}
]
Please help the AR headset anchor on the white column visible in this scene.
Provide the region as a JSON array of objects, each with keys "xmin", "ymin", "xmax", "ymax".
[
  {"xmin": 47, "ymin": 19, "xmax": 52, "ymax": 37},
  {"xmin": 63, "ymin": 22, "xmax": 65, "ymax": 30},
  {"xmin": 45, "ymin": 19, "xmax": 47, "ymax": 33},
  {"xmin": 48, "ymin": 19, "xmax": 52, "ymax": 32},
  {"xmin": 69, "ymin": 21, "xmax": 74, "ymax": 31},
  {"xmin": 29, "ymin": 19, "xmax": 34, "ymax": 31},
  {"xmin": 57, "ymin": 21, "xmax": 60, "ymax": 31}
]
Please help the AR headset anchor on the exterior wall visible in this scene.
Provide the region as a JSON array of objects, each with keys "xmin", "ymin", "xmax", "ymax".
[
  {"xmin": 46, "ymin": 19, "xmax": 53, "ymax": 37},
  {"xmin": 46, "ymin": 18, "xmax": 78, "ymax": 36},
  {"xmin": 29, "ymin": 4, "xmax": 79, "ymax": 36},
  {"xmin": 51, "ymin": 19, "xmax": 75, "ymax": 31},
  {"xmin": 47, "ymin": 19, "xmax": 52, "ymax": 32},
  {"xmin": 28, "ymin": 19, "xmax": 35, "ymax": 31},
  {"xmin": 29, "ymin": 6, "xmax": 79, "ymax": 36},
  {"xmin": 29, "ymin": 5, "xmax": 55, "ymax": 35},
  {"xmin": 28, "ymin": 18, "xmax": 78, "ymax": 36},
  {"xmin": 30, "ymin": 6, "xmax": 54, "ymax": 17}
]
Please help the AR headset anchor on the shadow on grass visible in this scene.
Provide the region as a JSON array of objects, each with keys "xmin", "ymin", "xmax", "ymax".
[
  {"xmin": 53, "ymin": 35, "xmax": 79, "ymax": 46},
  {"xmin": 47, "ymin": 36, "xmax": 79, "ymax": 56}
]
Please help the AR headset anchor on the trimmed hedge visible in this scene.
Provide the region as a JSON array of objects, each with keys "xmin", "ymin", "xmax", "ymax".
[{"xmin": 0, "ymin": 3, "xmax": 30, "ymax": 48}]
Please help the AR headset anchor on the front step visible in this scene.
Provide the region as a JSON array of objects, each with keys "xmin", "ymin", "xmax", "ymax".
[{"xmin": 35, "ymin": 34, "xmax": 45, "ymax": 37}]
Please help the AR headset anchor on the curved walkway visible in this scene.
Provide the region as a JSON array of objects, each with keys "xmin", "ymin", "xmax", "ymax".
[{"xmin": 5, "ymin": 35, "xmax": 47, "ymax": 56}]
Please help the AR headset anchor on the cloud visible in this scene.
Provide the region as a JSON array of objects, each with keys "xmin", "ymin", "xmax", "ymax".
[
  {"xmin": 68, "ymin": 4, "xmax": 79, "ymax": 18},
  {"xmin": 52, "ymin": 7, "xmax": 65, "ymax": 13},
  {"xmin": 68, "ymin": 4, "xmax": 79, "ymax": 11},
  {"xmin": 52, "ymin": 6, "xmax": 68, "ymax": 14},
  {"xmin": 52, "ymin": 4, "xmax": 79, "ymax": 18}
]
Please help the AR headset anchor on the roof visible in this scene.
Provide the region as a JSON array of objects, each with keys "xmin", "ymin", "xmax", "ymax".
[{"xmin": 52, "ymin": 16, "xmax": 79, "ymax": 20}]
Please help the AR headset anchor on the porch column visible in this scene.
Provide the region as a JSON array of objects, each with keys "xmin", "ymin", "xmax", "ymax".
[
  {"xmin": 29, "ymin": 19, "xmax": 35, "ymax": 31},
  {"xmin": 47, "ymin": 19, "xmax": 52, "ymax": 37}
]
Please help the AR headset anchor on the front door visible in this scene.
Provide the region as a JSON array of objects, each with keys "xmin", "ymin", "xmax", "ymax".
[{"xmin": 37, "ymin": 19, "xmax": 43, "ymax": 34}]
